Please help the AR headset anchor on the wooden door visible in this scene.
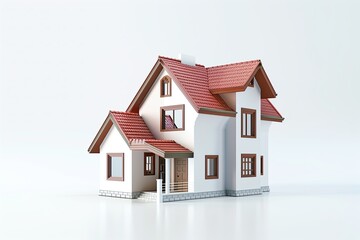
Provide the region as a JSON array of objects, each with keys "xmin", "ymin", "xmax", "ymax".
[{"xmin": 174, "ymin": 158, "xmax": 188, "ymax": 192}]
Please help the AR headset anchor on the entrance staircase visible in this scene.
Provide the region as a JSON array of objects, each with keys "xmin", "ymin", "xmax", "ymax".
[{"xmin": 137, "ymin": 191, "xmax": 157, "ymax": 202}]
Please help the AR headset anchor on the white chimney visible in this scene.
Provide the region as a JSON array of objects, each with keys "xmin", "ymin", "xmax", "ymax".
[{"xmin": 179, "ymin": 53, "xmax": 196, "ymax": 66}]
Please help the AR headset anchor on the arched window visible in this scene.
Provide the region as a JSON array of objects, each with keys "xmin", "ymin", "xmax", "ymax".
[{"xmin": 160, "ymin": 76, "xmax": 171, "ymax": 97}]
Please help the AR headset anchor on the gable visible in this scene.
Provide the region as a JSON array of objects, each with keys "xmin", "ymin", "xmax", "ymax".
[
  {"xmin": 207, "ymin": 60, "xmax": 277, "ymax": 98},
  {"xmin": 126, "ymin": 57, "xmax": 236, "ymax": 117},
  {"xmin": 88, "ymin": 111, "xmax": 155, "ymax": 153}
]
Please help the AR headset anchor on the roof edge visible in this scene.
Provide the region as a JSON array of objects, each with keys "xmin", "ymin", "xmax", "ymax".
[
  {"xmin": 88, "ymin": 113, "xmax": 113, "ymax": 153},
  {"xmin": 261, "ymin": 114, "xmax": 284, "ymax": 122},
  {"xmin": 198, "ymin": 107, "xmax": 237, "ymax": 117},
  {"xmin": 88, "ymin": 112, "xmax": 132, "ymax": 154},
  {"xmin": 159, "ymin": 59, "xmax": 201, "ymax": 112},
  {"xmin": 126, "ymin": 60, "xmax": 163, "ymax": 113}
]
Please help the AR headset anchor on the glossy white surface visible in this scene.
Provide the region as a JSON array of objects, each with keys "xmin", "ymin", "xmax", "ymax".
[{"xmin": 1, "ymin": 185, "xmax": 359, "ymax": 240}]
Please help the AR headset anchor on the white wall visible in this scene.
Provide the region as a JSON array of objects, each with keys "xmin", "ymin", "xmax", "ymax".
[
  {"xmin": 99, "ymin": 125, "xmax": 132, "ymax": 192},
  {"xmin": 132, "ymin": 150, "xmax": 158, "ymax": 192},
  {"xmin": 194, "ymin": 114, "xmax": 231, "ymax": 192},
  {"xmin": 260, "ymin": 121, "xmax": 271, "ymax": 187},
  {"xmin": 139, "ymin": 69, "xmax": 198, "ymax": 151},
  {"xmin": 235, "ymin": 80, "xmax": 262, "ymax": 190}
]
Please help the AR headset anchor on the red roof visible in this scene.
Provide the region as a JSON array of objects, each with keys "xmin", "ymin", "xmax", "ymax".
[
  {"xmin": 128, "ymin": 56, "xmax": 278, "ymax": 116},
  {"xmin": 145, "ymin": 140, "xmax": 192, "ymax": 153},
  {"xmin": 88, "ymin": 111, "xmax": 194, "ymax": 156},
  {"xmin": 208, "ymin": 60, "xmax": 260, "ymax": 91},
  {"xmin": 110, "ymin": 111, "xmax": 155, "ymax": 141},
  {"xmin": 159, "ymin": 56, "xmax": 232, "ymax": 111},
  {"xmin": 261, "ymin": 99, "xmax": 284, "ymax": 121}
]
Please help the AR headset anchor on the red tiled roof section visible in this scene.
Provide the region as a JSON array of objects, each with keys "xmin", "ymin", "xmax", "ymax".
[
  {"xmin": 207, "ymin": 60, "xmax": 260, "ymax": 91},
  {"xmin": 145, "ymin": 139, "xmax": 192, "ymax": 153},
  {"xmin": 110, "ymin": 111, "xmax": 155, "ymax": 140},
  {"xmin": 261, "ymin": 99, "xmax": 283, "ymax": 118},
  {"xmin": 159, "ymin": 56, "xmax": 232, "ymax": 111}
]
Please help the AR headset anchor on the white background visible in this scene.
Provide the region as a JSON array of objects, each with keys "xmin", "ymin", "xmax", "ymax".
[{"xmin": 1, "ymin": 1, "xmax": 360, "ymax": 239}]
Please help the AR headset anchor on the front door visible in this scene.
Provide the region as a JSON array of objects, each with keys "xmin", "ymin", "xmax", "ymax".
[{"xmin": 174, "ymin": 158, "xmax": 188, "ymax": 192}]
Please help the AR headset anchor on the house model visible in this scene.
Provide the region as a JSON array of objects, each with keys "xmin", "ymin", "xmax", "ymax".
[{"xmin": 88, "ymin": 55, "xmax": 284, "ymax": 202}]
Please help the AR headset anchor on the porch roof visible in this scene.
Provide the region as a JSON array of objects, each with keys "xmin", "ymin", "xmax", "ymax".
[{"xmin": 130, "ymin": 139, "xmax": 194, "ymax": 158}]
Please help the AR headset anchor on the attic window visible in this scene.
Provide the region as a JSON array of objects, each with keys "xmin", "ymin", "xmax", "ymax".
[
  {"xmin": 160, "ymin": 76, "xmax": 171, "ymax": 97},
  {"xmin": 249, "ymin": 78, "xmax": 254, "ymax": 87},
  {"xmin": 160, "ymin": 104, "xmax": 185, "ymax": 131}
]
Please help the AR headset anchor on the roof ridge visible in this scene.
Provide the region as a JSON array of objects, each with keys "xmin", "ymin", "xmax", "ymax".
[
  {"xmin": 158, "ymin": 55, "xmax": 180, "ymax": 62},
  {"xmin": 207, "ymin": 59, "xmax": 261, "ymax": 70},
  {"xmin": 110, "ymin": 111, "xmax": 139, "ymax": 115},
  {"xmin": 159, "ymin": 55, "xmax": 205, "ymax": 67}
]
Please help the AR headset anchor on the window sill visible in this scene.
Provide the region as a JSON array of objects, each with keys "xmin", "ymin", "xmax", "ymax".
[
  {"xmin": 205, "ymin": 176, "xmax": 219, "ymax": 180},
  {"xmin": 160, "ymin": 128, "xmax": 185, "ymax": 132},
  {"xmin": 241, "ymin": 135, "xmax": 257, "ymax": 139}
]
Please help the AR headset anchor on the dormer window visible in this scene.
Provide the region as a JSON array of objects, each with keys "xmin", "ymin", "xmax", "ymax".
[{"xmin": 160, "ymin": 76, "xmax": 171, "ymax": 97}]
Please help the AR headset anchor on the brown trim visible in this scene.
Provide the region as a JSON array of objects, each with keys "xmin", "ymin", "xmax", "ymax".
[
  {"xmin": 241, "ymin": 154, "xmax": 256, "ymax": 178},
  {"xmin": 107, "ymin": 153, "xmax": 124, "ymax": 181},
  {"xmin": 126, "ymin": 58, "xmax": 234, "ymax": 115},
  {"xmin": 198, "ymin": 107, "xmax": 236, "ymax": 117},
  {"xmin": 261, "ymin": 115, "xmax": 284, "ymax": 122},
  {"xmin": 88, "ymin": 115, "xmax": 113, "ymax": 153},
  {"xmin": 256, "ymin": 66, "xmax": 277, "ymax": 98},
  {"xmin": 209, "ymin": 65, "xmax": 277, "ymax": 99},
  {"xmin": 126, "ymin": 60, "xmax": 163, "ymax": 113},
  {"xmin": 144, "ymin": 152, "xmax": 155, "ymax": 176},
  {"xmin": 160, "ymin": 104, "xmax": 185, "ymax": 131},
  {"xmin": 260, "ymin": 155, "xmax": 264, "ymax": 176},
  {"xmin": 160, "ymin": 76, "xmax": 172, "ymax": 97},
  {"xmin": 241, "ymin": 108, "xmax": 256, "ymax": 138},
  {"xmin": 205, "ymin": 155, "xmax": 219, "ymax": 179}
]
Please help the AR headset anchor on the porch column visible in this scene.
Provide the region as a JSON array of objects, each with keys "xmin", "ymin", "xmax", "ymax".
[
  {"xmin": 156, "ymin": 179, "xmax": 163, "ymax": 203},
  {"xmin": 165, "ymin": 158, "xmax": 171, "ymax": 194}
]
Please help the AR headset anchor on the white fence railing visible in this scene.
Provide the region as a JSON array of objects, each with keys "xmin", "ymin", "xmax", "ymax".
[{"xmin": 162, "ymin": 181, "xmax": 188, "ymax": 193}]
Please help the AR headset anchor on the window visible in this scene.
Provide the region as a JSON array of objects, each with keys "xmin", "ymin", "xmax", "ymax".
[
  {"xmin": 160, "ymin": 76, "xmax": 171, "ymax": 97},
  {"xmin": 107, "ymin": 153, "xmax": 124, "ymax": 181},
  {"xmin": 144, "ymin": 152, "xmax": 155, "ymax": 175},
  {"xmin": 241, "ymin": 108, "xmax": 256, "ymax": 138},
  {"xmin": 260, "ymin": 156, "xmax": 264, "ymax": 175},
  {"xmin": 205, "ymin": 155, "xmax": 219, "ymax": 179},
  {"xmin": 241, "ymin": 154, "xmax": 256, "ymax": 177},
  {"xmin": 160, "ymin": 105, "xmax": 185, "ymax": 131}
]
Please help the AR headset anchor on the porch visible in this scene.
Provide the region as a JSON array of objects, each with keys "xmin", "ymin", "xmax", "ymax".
[{"xmin": 129, "ymin": 139, "xmax": 193, "ymax": 197}]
